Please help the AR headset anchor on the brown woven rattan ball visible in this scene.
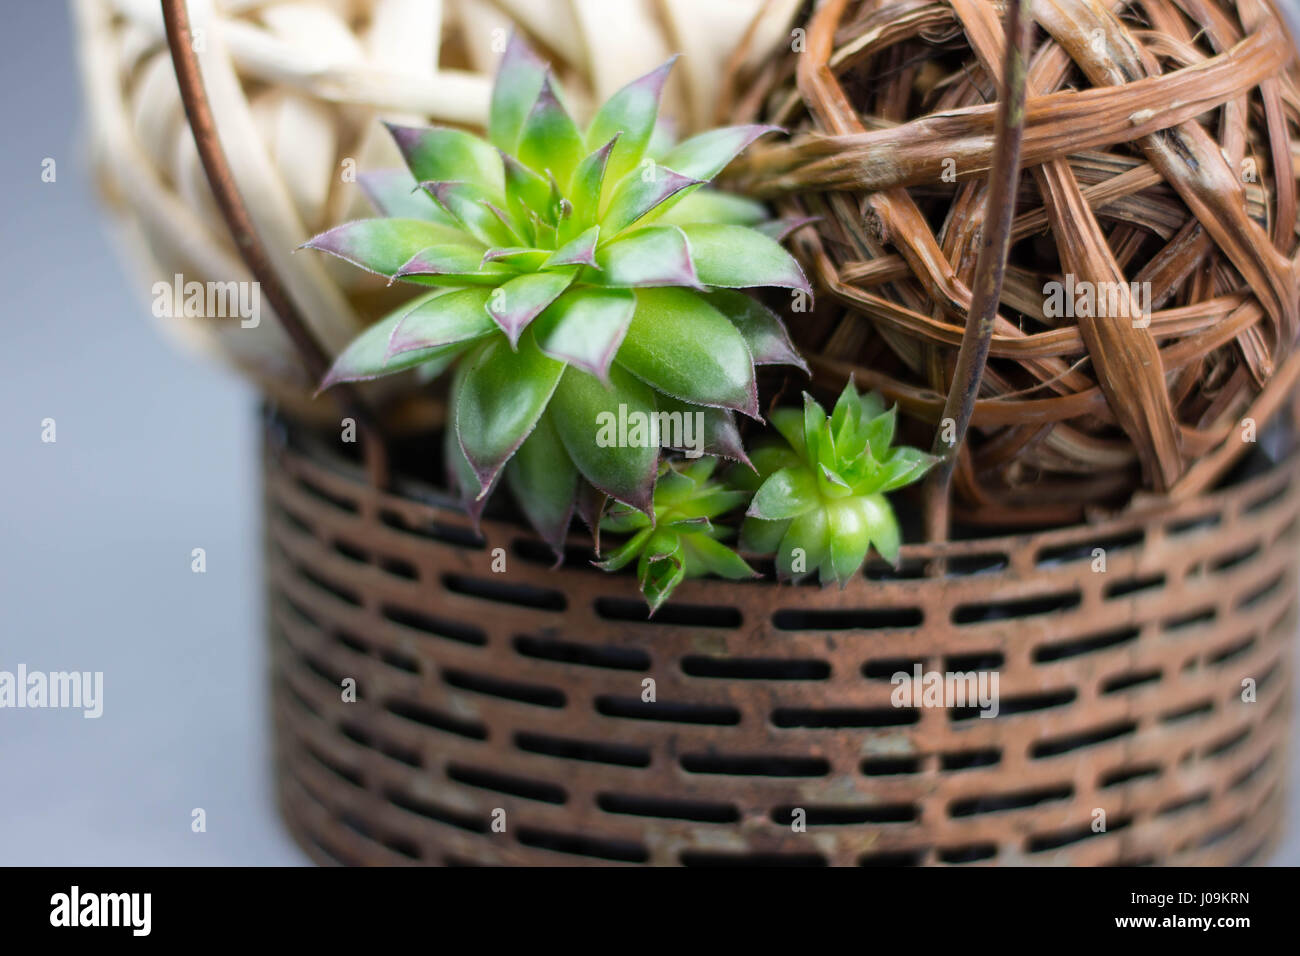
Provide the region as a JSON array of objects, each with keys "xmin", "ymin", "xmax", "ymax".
[{"xmin": 726, "ymin": 0, "xmax": 1300, "ymax": 526}]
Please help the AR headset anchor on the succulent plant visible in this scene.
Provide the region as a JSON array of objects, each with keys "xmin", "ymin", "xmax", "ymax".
[
  {"xmin": 739, "ymin": 382, "xmax": 936, "ymax": 586},
  {"xmin": 306, "ymin": 35, "xmax": 808, "ymax": 556},
  {"xmin": 599, "ymin": 457, "xmax": 755, "ymax": 614}
]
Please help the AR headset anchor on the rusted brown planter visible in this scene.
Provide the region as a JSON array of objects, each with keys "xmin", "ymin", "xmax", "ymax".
[{"xmin": 266, "ymin": 417, "xmax": 1297, "ymax": 866}]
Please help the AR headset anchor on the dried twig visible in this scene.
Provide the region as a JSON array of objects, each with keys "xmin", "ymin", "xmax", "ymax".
[{"xmin": 924, "ymin": 0, "xmax": 1034, "ymax": 540}]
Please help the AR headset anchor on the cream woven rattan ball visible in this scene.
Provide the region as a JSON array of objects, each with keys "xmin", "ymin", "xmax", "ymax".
[{"xmin": 74, "ymin": 0, "xmax": 763, "ymax": 420}]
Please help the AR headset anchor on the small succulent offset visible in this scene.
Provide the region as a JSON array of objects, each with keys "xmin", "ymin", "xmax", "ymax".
[
  {"xmin": 739, "ymin": 382, "xmax": 937, "ymax": 586},
  {"xmin": 599, "ymin": 457, "xmax": 755, "ymax": 614},
  {"xmin": 306, "ymin": 34, "xmax": 808, "ymax": 557}
]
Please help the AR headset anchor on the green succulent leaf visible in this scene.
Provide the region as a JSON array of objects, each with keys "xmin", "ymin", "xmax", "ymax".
[
  {"xmin": 827, "ymin": 499, "xmax": 871, "ymax": 586},
  {"xmin": 861, "ymin": 405, "xmax": 898, "ymax": 458},
  {"xmin": 423, "ymin": 182, "xmax": 520, "ymax": 247},
  {"xmin": 681, "ymin": 533, "xmax": 755, "ymax": 579},
  {"xmin": 550, "ymin": 363, "xmax": 659, "ymax": 513},
  {"xmin": 595, "ymin": 226, "xmax": 700, "ymax": 288},
  {"xmin": 357, "ymin": 169, "xmax": 450, "ymax": 222},
  {"xmin": 858, "ymin": 494, "xmax": 901, "ymax": 566},
  {"xmin": 481, "ymin": 246, "xmax": 549, "ymax": 270},
  {"xmin": 682, "ymin": 224, "xmax": 811, "ymax": 293},
  {"xmin": 655, "ymin": 394, "xmax": 748, "ymax": 463},
  {"xmin": 640, "ymin": 547, "xmax": 687, "ymax": 616},
  {"xmin": 769, "ymin": 407, "xmax": 808, "ymax": 459},
  {"xmin": 506, "ymin": 410, "xmax": 578, "ymax": 559},
  {"xmin": 301, "ymin": 218, "xmax": 470, "ymax": 276},
  {"xmin": 702, "ymin": 289, "xmax": 808, "ymax": 371},
  {"xmin": 319, "ymin": 292, "xmax": 467, "ymax": 389},
  {"xmin": 454, "ymin": 334, "xmax": 565, "ymax": 494},
  {"xmin": 500, "ymin": 152, "xmax": 553, "ymax": 233},
  {"xmin": 385, "ymin": 123, "xmax": 504, "ymax": 198},
  {"xmin": 593, "ymin": 526, "xmax": 653, "ymax": 572},
  {"xmin": 565, "ymin": 138, "xmax": 618, "ymax": 237},
  {"xmin": 487, "ymin": 269, "xmax": 577, "ymax": 346},
  {"xmin": 740, "ymin": 515, "xmax": 791, "ymax": 555},
  {"xmin": 830, "ymin": 380, "xmax": 862, "ymax": 441},
  {"xmin": 489, "ymin": 33, "xmax": 548, "ymax": 152},
  {"xmin": 659, "ymin": 124, "xmax": 781, "ymax": 182},
  {"xmin": 543, "ymin": 226, "xmax": 601, "ymax": 269},
  {"xmin": 531, "ymin": 286, "xmax": 635, "ymax": 381},
  {"xmin": 601, "ymin": 166, "xmax": 702, "ymax": 235},
  {"xmin": 387, "ymin": 287, "xmax": 496, "ymax": 357},
  {"xmin": 596, "ymin": 454, "xmax": 754, "ymax": 611},
  {"xmin": 755, "ymin": 215, "xmax": 818, "ymax": 241},
  {"xmin": 617, "ymin": 288, "xmax": 758, "ymax": 416},
  {"xmin": 517, "ymin": 72, "xmax": 586, "ymax": 189},
  {"xmin": 654, "ymin": 189, "xmax": 768, "ymax": 228},
  {"xmin": 777, "ymin": 507, "xmax": 829, "ymax": 581},
  {"xmin": 445, "ymin": 360, "xmax": 497, "ymax": 527},
  {"xmin": 749, "ymin": 466, "xmax": 819, "ymax": 520},
  {"xmin": 586, "ymin": 58, "xmax": 675, "ymax": 189},
  {"xmin": 394, "ymin": 243, "xmax": 513, "ymax": 285},
  {"xmin": 576, "ymin": 480, "xmax": 610, "ymax": 551},
  {"xmin": 876, "ymin": 446, "xmax": 938, "ymax": 493}
]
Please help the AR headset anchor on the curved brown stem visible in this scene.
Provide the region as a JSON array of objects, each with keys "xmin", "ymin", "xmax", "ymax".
[
  {"xmin": 925, "ymin": 0, "xmax": 1033, "ymax": 541},
  {"xmin": 159, "ymin": 0, "xmax": 387, "ymax": 483}
]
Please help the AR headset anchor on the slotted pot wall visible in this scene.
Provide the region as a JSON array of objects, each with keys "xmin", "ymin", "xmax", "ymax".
[{"xmin": 266, "ymin": 418, "xmax": 1297, "ymax": 866}]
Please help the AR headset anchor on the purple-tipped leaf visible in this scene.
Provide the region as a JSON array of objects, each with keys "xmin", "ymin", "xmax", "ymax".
[
  {"xmin": 532, "ymin": 287, "xmax": 635, "ymax": 382},
  {"xmin": 300, "ymin": 218, "xmax": 470, "ymax": 277},
  {"xmin": 755, "ymin": 215, "xmax": 819, "ymax": 241},
  {"xmin": 617, "ymin": 288, "xmax": 760, "ymax": 418},
  {"xmin": 421, "ymin": 181, "xmax": 519, "ymax": 247},
  {"xmin": 393, "ymin": 243, "xmax": 513, "ymax": 285},
  {"xmin": 454, "ymin": 335, "xmax": 565, "ymax": 495},
  {"xmin": 600, "ymin": 166, "xmax": 702, "ymax": 235},
  {"xmin": 659, "ymin": 124, "xmax": 782, "ymax": 182},
  {"xmin": 703, "ymin": 289, "xmax": 808, "ymax": 372},
  {"xmin": 543, "ymin": 226, "xmax": 600, "ymax": 269},
  {"xmin": 500, "ymin": 151, "xmax": 551, "ymax": 234},
  {"xmin": 489, "ymin": 33, "xmax": 548, "ymax": 152},
  {"xmin": 576, "ymin": 479, "xmax": 609, "ymax": 553},
  {"xmin": 682, "ymin": 223, "xmax": 812, "ymax": 295},
  {"xmin": 595, "ymin": 225, "xmax": 701, "ymax": 288},
  {"xmin": 384, "ymin": 123, "xmax": 504, "ymax": 198},
  {"xmin": 319, "ymin": 292, "xmax": 468, "ymax": 390},
  {"xmin": 444, "ymin": 383, "xmax": 498, "ymax": 531},
  {"xmin": 586, "ymin": 58, "xmax": 676, "ymax": 187},
  {"xmin": 481, "ymin": 247, "xmax": 548, "ymax": 271},
  {"xmin": 655, "ymin": 396, "xmax": 751, "ymax": 466},
  {"xmin": 549, "ymin": 364, "xmax": 659, "ymax": 515},
  {"xmin": 517, "ymin": 72, "xmax": 585, "ymax": 189},
  {"xmin": 357, "ymin": 169, "xmax": 450, "ymax": 222},
  {"xmin": 654, "ymin": 188, "xmax": 768, "ymax": 228},
  {"xmin": 567, "ymin": 136, "xmax": 618, "ymax": 235},
  {"xmin": 505, "ymin": 410, "xmax": 578, "ymax": 561},
  {"xmin": 486, "ymin": 270, "xmax": 576, "ymax": 346},
  {"xmin": 386, "ymin": 287, "xmax": 496, "ymax": 358}
]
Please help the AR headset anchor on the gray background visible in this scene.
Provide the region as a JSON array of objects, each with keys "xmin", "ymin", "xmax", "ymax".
[{"xmin": 0, "ymin": 1, "xmax": 1296, "ymax": 866}]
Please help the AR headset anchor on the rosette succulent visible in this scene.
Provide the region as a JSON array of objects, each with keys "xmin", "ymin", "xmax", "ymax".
[
  {"xmin": 599, "ymin": 457, "xmax": 755, "ymax": 614},
  {"xmin": 739, "ymin": 382, "xmax": 936, "ymax": 586},
  {"xmin": 306, "ymin": 35, "xmax": 808, "ymax": 556}
]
